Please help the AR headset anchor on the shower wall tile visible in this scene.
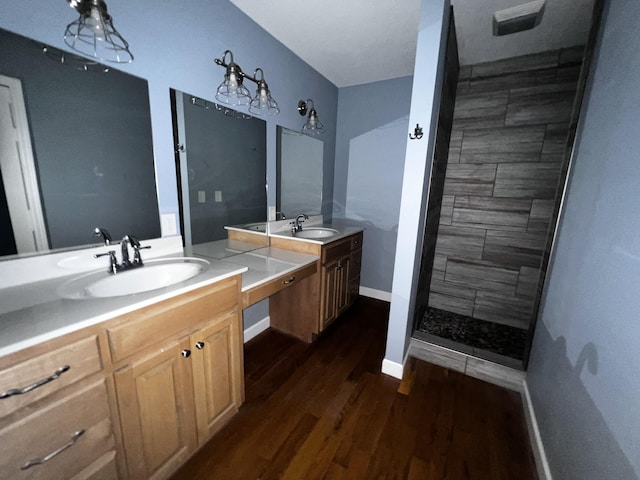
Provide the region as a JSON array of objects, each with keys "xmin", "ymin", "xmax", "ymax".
[
  {"xmin": 459, "ymin": 126, "xmax": 546, "ymax": 163},
  {"xmin": 470, "ymin": 50, "xmax": 559, "ymax": 78},
  {"xmin": 473, "ymin": 291, "xmax": 533, "ymax": 329},
  {"xmin": 516, "ymin": 266, "xmax": 540, "ymax": 298},
  {"xmin": 428, "ymin": 48, "xmax": 581, "ymax": 331},
  {"xmin": 505, "ymin": 82, "xmax": 578, "ymax": 126},
  {"xmin": 443, "ymin": 164, "xmax": 497, "ymax": 196},
  {"xmin": 493, "ymin": 163, "xmax": 562, "ymax": 198}
]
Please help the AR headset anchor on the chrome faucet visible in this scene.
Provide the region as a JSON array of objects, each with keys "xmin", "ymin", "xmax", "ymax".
[
  {"xmin": 94, "ymin": 235, "xmax": 151, "ymax": 274},
  {"xmin": 291, "ymin": 214, "xmax": 309, "ymax": 234},
  {"xmin": 93, "ymin": 227, "xmax": 112, "ymax": 246}
]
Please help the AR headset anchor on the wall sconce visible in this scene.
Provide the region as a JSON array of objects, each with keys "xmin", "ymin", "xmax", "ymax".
[
  {"xmin": 298, "ymin": 99, "xmax": 324, "ymax": 136},
  {"xmin": 214, "ymin": 50, "xmax": 280, "ymax": 116},
  {"xmin": 63, "ymin": 0, "xmax": 133, "ymax": 64}
]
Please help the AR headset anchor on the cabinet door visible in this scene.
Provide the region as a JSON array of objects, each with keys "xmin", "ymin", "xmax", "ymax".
[
  {"xmin": 335, "ymin": 254, "xmax": 351, "ymax": 316},
  {"xmin": 115, "ymin": 339, "xmax": 196, "ymax": 480},
  {"xmin": 321, "ymin": 259, "xmax": 338, "ymax": 329},
  {"xmin": 190, "ymin": 310, "xmax": 243, "ymax": 443}
]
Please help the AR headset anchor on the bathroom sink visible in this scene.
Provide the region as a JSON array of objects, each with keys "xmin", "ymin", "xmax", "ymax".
[
  {"xmin": 240, "ymin": 222, "xmax": 267, "ymax": 233},
  {"xmin": 295, "ymin": 227, "xmax": 340, "ymax": 239},
  {"xmin": 58, "ymin": 257, "xmax": 210, "ymax": 299}
]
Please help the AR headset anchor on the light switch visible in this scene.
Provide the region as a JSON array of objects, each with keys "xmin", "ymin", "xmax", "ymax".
[
  {"xmin": 215, "ymin": 190, "xmax": 223, "ymax": 202},
  {"xmin": 198, "ymin": 190, "xmax": 206, "ymax": 203}
]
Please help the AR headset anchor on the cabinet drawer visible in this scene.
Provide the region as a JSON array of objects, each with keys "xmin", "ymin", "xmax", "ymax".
[
  {"xmin": 322, "ymin": 238, "xmax": 351, "ymax": 264},
  {"xmin": 107, "ymin": 276, "xmax": 240, "ymax": 362},
  {"xmin": 0, "ymin": 379, "xmax": 115, "ymax": 480},
  {"xmin": 243, "ymin": 262, "xmax": 317, "ymax": 308},
  {"xmin": 350, "ymin": 249, "xmax": 362, "ymax": 279},
  {"xmin": 0, "ymin": 335, "xmax": 102, "ymax": 419}
]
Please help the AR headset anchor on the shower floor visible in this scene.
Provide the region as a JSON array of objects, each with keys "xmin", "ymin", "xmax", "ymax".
[{"xmin": 416, "ymin": 307, "xmax": 528, "ymax": 367}]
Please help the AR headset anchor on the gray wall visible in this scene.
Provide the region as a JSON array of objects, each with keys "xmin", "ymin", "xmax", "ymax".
[
  {"xmin": 334, "ymin": 76, "xmax": 414, "ymax": 294},
  {"xmin": 428, "ymin": 48, "xmax": 582, "ymax": 329},
  {"xmin": 528, "ymin": 0, "xmax": 640, "ymax": 478}
]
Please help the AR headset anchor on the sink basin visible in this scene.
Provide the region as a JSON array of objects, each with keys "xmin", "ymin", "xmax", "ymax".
[
  {"xmin": 295, "ymin": 227, "xmax": 340, "ymax": 239},
  {"xmin": 240, "ymin": 222, "xmax": 266, "ymax": 233},
  {"xmin": 59, "ymin": 257, "xmax": 210, "ymax": 299}
]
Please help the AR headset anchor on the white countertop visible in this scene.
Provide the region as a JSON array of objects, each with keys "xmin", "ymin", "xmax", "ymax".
[{"xmin": 269, "ymin": 224, "xmax": 364, "ymax": 245}]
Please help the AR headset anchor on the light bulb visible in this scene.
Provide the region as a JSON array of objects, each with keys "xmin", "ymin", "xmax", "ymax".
[{"xmin": 86, "ymin": 6, "xmax": 106, "ymax": 41}]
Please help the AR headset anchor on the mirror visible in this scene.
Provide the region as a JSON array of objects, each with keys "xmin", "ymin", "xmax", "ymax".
[
  {"xmin": 0, "ymin": 27, "xmax": 160, "ymax": 258},
  {"xmin": 172, "ymin": 91, "xmax": 267, "ymax": 246},
  {"xmin": 276, "ymin": 126, "xmax": 323, "ymax": 219}
]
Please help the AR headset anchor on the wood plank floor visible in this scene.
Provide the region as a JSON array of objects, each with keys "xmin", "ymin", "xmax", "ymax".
[{"xmin": 172, "ymin": 298, "xmax": 538, "ymax": 480}]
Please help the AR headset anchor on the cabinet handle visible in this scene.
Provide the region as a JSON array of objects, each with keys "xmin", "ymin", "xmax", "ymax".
[
  {"xmin": 336, "ymin": 264, "xmax": 343, "ymax": 271},
  {"xmin": 181, "ymin": 349, "xmax": 191, "ymax": 358},
  {"xmin": 282, "ymin": 276, "xmax": 296, "ymax": 285},
  {"xmin": 21, "ymin": 429, "xmax": 85, "ymax": 470},
  {"xmin": 0, "ymin": 365, "xmax": 70, "ymax": 399},
  {"xmin": 195, "ymin": 341, "xmax": 205, "ymax": 350}
]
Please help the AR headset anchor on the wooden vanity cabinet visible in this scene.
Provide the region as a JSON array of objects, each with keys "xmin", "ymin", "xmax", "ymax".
[
  {"xmin": 269, "ymin": 231, "xmax": 363, "ymax": 338},
  {"xmin": 110, "ymin": 275, "xmax": 244, "ymax": 480},
  {"xmin": 0, "ymin": 330, "xmax": 118, "ymax": 480}
]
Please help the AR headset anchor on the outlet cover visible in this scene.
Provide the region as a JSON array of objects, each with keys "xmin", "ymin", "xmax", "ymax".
[
  {"xmin": 215, "ymin": 190, "xmax": 223, "ymax": 202},
  {"xmin": 198, "ymin": 190, "xmax": 206, "ymax": 203},
  {"xmin": 161, "ymin": 213, "xmax": 178, "ymax": 235}
]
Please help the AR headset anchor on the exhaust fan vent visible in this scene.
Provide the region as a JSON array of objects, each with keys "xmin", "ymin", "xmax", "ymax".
[{"xmin": 493, "ymin": 0, "xmax": 546, "ymax": 36}]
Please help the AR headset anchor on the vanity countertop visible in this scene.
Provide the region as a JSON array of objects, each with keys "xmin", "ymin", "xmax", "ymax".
[
  {"xmin": 0, "ymin": 258, "xmax": 247, "ymax": 357},
  {"xmin": 268, "ymin": 224, "xmax": 364, "ymax": 245}
]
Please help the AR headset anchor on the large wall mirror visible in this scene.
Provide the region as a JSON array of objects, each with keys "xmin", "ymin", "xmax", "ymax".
[
  {"xmin": 0, "ymin": 27, "xmax": 160, "ymax": 258},
  {"xmin": 276, "ymin": 126, "xmax": 323, "ymax": 219},
  {"xmin": 171, "ymin": 91, "xmax": 267, "ymax": 246}
]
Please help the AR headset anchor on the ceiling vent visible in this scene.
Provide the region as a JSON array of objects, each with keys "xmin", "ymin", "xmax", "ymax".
[{"xmin": 493, "ymin": 0, "xmax": 546, "ymax": 36}]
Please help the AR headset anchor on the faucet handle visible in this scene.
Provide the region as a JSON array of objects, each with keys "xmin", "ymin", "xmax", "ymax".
[
  {"xmin": 93, "ymin": 227, "xmax": 112, "ymax": 246},
  {"xmin": 95, "ymin": 251, "xmax": 118, "ymax": 274},
  {"xmin": 129, "ymin": 236, "xmax": 151, "ymax": 265}
]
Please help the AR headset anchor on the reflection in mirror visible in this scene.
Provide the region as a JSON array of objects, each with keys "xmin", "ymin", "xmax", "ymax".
[
  {"xmin": 0, "ymin": 27, "xmax": 160, "ymax": 258},
  {"xmin": 276, "ymin": 126, "xmax": 323, "ymax": 219},
  {"xmin": 172, "ymin": 92, "xmax": 267, "ymax": 246}
]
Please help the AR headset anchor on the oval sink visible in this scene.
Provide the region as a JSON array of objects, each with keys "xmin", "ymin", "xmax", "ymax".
[
  {"xmin": 241, "ymin": 222, "xmax": 267, "ymax": 232},
  {"xmin": 295, "ymin": 227, "xmax": 340, "ymax": 239},
  {"xmin": 59, "ymin": 257, "xmax": 210, "ymax": 299}
]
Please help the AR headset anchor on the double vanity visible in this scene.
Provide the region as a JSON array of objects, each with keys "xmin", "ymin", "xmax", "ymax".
[{"xmin": 0, "ymin": 219, "xmax": 363, "ymax": 479}]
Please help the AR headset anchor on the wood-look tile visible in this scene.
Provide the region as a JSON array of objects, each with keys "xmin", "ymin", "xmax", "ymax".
[
  {"xmin": 443, "ymin": 163, "xmax": 497, "ymax": 196},
  {"xmin": 439, "ymin": 195, "xmax": 455, "ymax": 225},
  {"xmin": 459, "ymin": 125, "xmax": 546, "ymax": 163},
  {"xmin": 505, "ymin": 82, "xmax": 577, "ymax": 126},
  {"xmin": 451, "ymin": 196, "xmax": 532, "ymax": 230},
  {"xmin": 459, "ymin": 65, "xmax": 472, "ymax": 80},
  {"xmin": 470, "ymin": 50, "xmax": 559, "ymax": 78},
  {"xmin": 452, "ymin": 91, "xmax": 508, "ymax": 129},
  {"xmin": 473, "ymin": 291, "xmax": 534, "ymax": 329},
  {"xmin": 556, "ymin": 64, "xmax": 582, "ymax": 83},
  {"xmin": 428, "ymin": 291, "xmax": 475, "ymax": 317},
  {"xmin": 541, "ymin": 123, "xmax": 569, "ymax": 162},
  {"xmin": 559, "ymin": 45, "xmax": 585, "ymax": 65},
  {"xmin": 527, "ymin": 199, "xmax": 555, "ymax": 232},
  {"xmin": 429, "ymin": 274, "xmax": 477, "ymax": 300},
  {"xmin": 432, "ymin": 254, "xmax": 447, "ymax": 274},
  {"xmin": 445, "ymin": 259, "xmax": 518, "ymax": 294},
  {"xmin": 467, "ymin": 67, "xmax": 558, "ymax": 94},
  {"xmin": 434, "ymin": 225, "xmax": 486, "ymax": 260},
  {"xmin": 516, "ymin": 266, "xmax": 540, "ymax": 298},
  {"xmin": 408, "ymin": 337, "xmax": 468, "ymax": 373},
  {"xmin": 464, "ymin": 356, "xmax": 525, "ymax": 391},
  {"xmin": 493, "ymin": 162, "xmax": 562, "ymax": 198},
  {"xmin": 482, "ymin": 230, "xmax": 547, "ymax": 268},
  {"xmin": 447, "ymin": 130, "xmax": 463, "ymax": 163}
]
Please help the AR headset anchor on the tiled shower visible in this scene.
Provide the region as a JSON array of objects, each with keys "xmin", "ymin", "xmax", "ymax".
[{"xmin": 414, "ymin": 47, "xmax": 584, "ymax": 366}]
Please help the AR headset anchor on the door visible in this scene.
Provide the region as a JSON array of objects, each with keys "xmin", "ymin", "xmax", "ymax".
[{"xmin": 0, "ymin": 75, "xmax": 48, "ymax": 254}]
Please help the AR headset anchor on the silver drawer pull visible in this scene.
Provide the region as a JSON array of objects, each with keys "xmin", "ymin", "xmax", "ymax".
[
  {"xmin": 1, "ymin": 365, "xmax": 71, "ymax": 399},
  {"xmin": 282, "ymin": 276, "xmax": 296, "ymax": 285},
  {"xmin": 21, "ymin": 429, "xmax": 85, "ymax": 470}
]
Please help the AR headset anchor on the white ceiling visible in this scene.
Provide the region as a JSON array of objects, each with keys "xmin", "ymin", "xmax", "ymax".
[{"xmin": 230, "ymin": 0, "xmax": 595, "ymax": 88}]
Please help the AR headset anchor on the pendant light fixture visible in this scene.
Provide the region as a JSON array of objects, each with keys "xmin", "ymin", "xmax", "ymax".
[
  {"xmin": 298, "ymin": 99, "xmax": 324, "ymax": 136},
  {"xmin": 214, "ymin": 50, "xmax": 280, "ymax": 115},
  {"xmin": 63, "ymin": 0, "xmax": 134, "ymax": 64}
]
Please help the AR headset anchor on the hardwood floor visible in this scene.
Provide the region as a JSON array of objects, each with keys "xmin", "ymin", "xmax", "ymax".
[{"xmin": 172, "ymin": 298, "xmax": 538, "ymax": 480}]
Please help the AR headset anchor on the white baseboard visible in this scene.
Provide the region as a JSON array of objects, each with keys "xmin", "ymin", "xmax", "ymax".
[
  {"xmin": 243, "ymin": 316, "xmax": 270, "ymax": 343},
  {"xmin": 359, "ymin": 286, "xmax": 391, "ymax": 302},
  {"xmin": 522, "ymin": 379, "xmax": 553, "ymax": 480},
  {"xmin": 381, "ymin": 358, "xmax": 404, "ymax": 379}
]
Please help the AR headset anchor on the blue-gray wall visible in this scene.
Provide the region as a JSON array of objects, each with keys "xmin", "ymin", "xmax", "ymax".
[
  {"xmin": 528, "ymin": 0, "xmax": 640, "ymax": 478},
  {"xmin": 334, "ymin": 76, "xmax": 413, "ymax": 294}
]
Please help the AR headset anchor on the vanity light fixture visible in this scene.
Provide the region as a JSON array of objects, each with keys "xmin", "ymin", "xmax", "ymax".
[
  {"xmin": 298, "ymin": 99, "xmax": 325, "ymax": 136},
  {"xmin": 214, "ymin": 50, "xmax": 280, "ymax": 115},
  {"xmin": 63, "ymin": 0, "xmax": 134, "ymax": 64}
]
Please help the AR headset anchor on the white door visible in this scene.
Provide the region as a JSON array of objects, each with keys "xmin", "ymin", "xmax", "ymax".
[{"xmin": 0, "ymin": 74, "xmax": 48, "ymax": 254}]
